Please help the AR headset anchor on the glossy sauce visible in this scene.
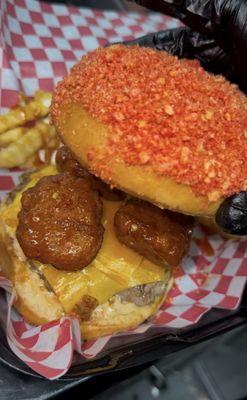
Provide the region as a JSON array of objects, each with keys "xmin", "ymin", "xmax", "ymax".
[{"xmin": 194, "ymin": 237, "xmax": 215, "ymax": 257}]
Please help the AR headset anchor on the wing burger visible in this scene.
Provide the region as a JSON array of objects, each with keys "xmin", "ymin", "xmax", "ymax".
[{"xmin": 0, "ymin": 44, "xmax": 246, "ymax": 340}]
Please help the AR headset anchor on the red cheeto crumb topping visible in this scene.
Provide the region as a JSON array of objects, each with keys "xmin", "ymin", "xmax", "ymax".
[{"xmin": 51, "ymin": 45, "xmax": 247, "ymax": 201}]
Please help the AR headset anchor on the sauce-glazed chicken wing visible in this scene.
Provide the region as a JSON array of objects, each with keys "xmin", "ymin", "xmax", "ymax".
[
  {"xmin": 114, "ymin": 199, "xmax": 194, "ymax": 267},
  {"xmin": 17, "ymin": 172, "xmax": 104, "ymax": 271}
]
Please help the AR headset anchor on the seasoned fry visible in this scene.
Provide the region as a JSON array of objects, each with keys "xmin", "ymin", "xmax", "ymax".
[
  {"xmin": 0, "ymin": 90, "xmax": 52, "ymax": 134},
  {"xmin": 0, "ymin": 90, "xmax": 59, "ymax": 169},
  {"xmin": 25, "ymin": 90, "xmax": 52, "ymax": 120},
  {"xmin": 41, "ymin": 118, "xmax": 57, "ymax": 146},
  {"xmin": 0, "ymin": 108, "xmax": 26, "ymax": 135},
  {"xmin": 19, "ymin": 154, "xmax": 37, "ymax": 169},
  {"xmin": 0, "ymin": 127, "xmax": 25, "ymax": 146},
  {"xmin": 18, "ymin": 92, "xmax": 28, "ymax": 107},
  {"xmin": 0, "ymin": 120, "xmax": 56, "ymax": 168}
]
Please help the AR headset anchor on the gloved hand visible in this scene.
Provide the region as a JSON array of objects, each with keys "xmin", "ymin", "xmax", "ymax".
[{"xmin": 125, "ymin": 0, "xmax": 247, "ymax": 235}]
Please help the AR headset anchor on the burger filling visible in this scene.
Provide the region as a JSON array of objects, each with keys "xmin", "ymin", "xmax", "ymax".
[{"xmin": 2, "ymin": 146, "xmax": 194, "ymax": 324}]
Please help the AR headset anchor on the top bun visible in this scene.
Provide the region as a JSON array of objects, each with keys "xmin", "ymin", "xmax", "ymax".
[{"xmin": 51, "ymin": 45, "xmax": 247, "ymax": 217}]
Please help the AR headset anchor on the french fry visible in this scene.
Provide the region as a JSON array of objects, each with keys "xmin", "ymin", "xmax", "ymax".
[
  {"xmin": 18, "ymin": 92, "xmax": 28, "ymax": 107},
  {"xmin": 41, "ymin": 120, "xmax": 57, "ymax": 146},
  {"xmin": 19, "ymin": 154, "xmax": 37, "ymax": 169},
  {"xmin": 0, "ymin": 90, "xmax": 52, "ymax": 134},
  {"xmin": 0, "ymin": 120, "xmax": 55, "ymax": 168},
  {"xmin": 0, "ymin": 127, "xmax": 25, "ymax": 146},
  {"xmin": 24, "ymin": 90, "xmax": 52, "ymax": 120},
  {"xmin": 0, "ymin": 108, "xmax": 26, "ymax": 135},
  {"xmin": 0, "ymin": 90, "xmax": 59, "ymax": 168}
]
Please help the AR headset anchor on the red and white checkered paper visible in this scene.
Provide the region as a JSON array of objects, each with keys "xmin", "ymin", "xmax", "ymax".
[{"xmin": 0, "ymin": 0, "xmax": 246, "ymax": 380}]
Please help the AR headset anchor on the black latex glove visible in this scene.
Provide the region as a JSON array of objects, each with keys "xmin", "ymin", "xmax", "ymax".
[{"xmin": 125, "ymin": 0, "xmax": 247, "ymax": 235}]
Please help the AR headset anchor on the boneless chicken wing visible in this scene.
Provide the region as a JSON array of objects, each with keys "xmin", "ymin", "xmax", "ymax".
[
  {"xmin": 56, "ymin": 146, "xmax": 125, "ymax": 201},
  {"xmin": 114, "ymin": 199, "xmax": 194, "ymax": 267},
  {"xmin": 17, "ymin": 173, "xmax": 104, "ymax": 271}
]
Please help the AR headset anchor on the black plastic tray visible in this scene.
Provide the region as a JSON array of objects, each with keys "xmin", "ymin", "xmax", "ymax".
[{"xmin": 0, "ymin": 286, "xmax": 246, "ymax": 380}]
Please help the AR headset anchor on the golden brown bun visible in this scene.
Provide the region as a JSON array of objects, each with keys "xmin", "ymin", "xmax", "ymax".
[
  {"xmin": 0, "ymin": 166, "xmax": 172, "ymax": 339},
  {"xmin": 55, "ymin": 104, "xmax": 223, "ymax": 217}
]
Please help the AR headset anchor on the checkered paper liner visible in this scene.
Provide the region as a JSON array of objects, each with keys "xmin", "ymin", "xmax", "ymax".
[{"xmin": 0, "ymin": 0, "xmax": 246, "ymax": 380}]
